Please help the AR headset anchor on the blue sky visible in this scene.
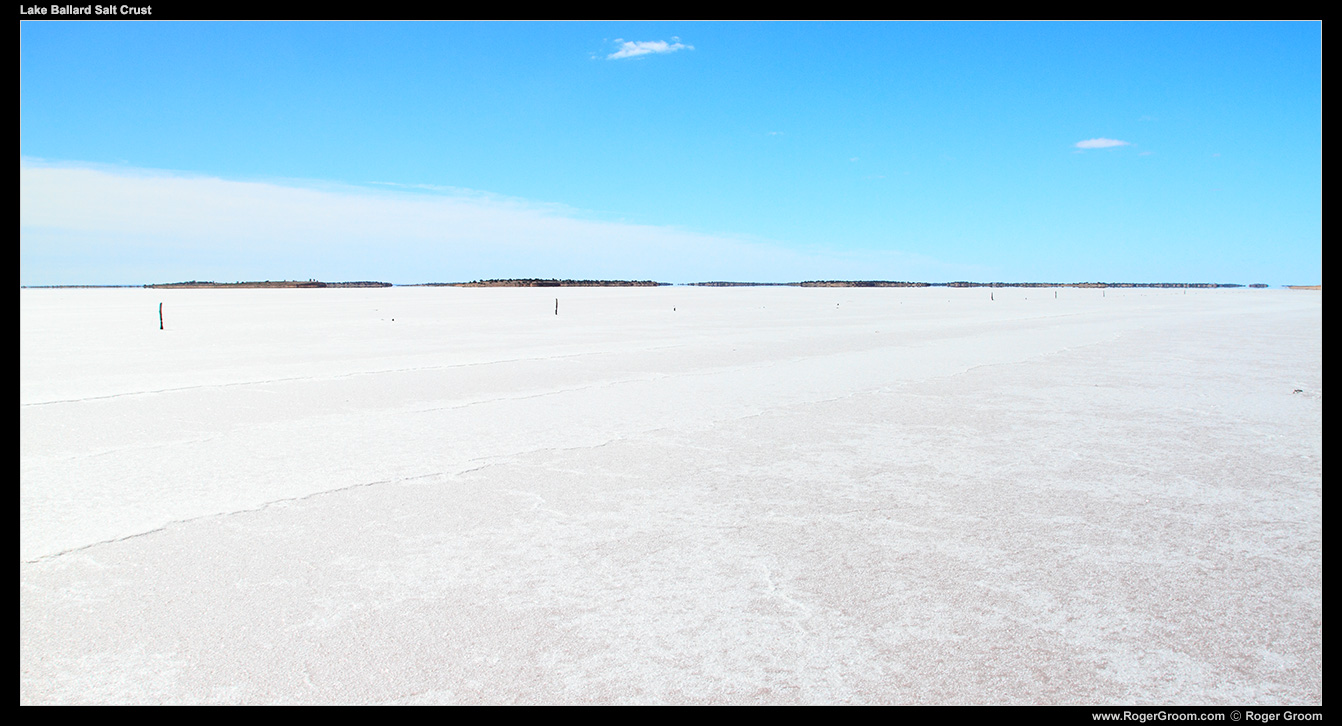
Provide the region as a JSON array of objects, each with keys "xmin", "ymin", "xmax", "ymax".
[{"xmin": 20, "ymin": 21, "xmax": 1321, "ymax": 285}]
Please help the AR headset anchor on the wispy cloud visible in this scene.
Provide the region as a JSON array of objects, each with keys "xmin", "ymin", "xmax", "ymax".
[
  {"xmin": 20, "ymin": 160, "xmax": 944, "ymax": 285},
  {"xmin": 1074, "ymin": 138, "xmax": 1132, "ymax": 149},
  {"xmin": 607, "ymin": 37, "xmax": 693, "ymax": 60}
]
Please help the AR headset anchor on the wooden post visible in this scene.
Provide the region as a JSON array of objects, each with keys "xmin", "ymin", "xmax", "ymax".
[
  {"xmin": 555, "ymin": 298, "xmax": 558, "ymax": 315},
  {"xmin": 159, "ymin": 302, "xmax": 163, "ymax": 330}
]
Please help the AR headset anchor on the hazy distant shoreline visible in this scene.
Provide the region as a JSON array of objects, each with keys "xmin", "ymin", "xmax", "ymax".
[{"xmin": 21, "ymin": 279, "xmax": 1308, "ymax": 290}]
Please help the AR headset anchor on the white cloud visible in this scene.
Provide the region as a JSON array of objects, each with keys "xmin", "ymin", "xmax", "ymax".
[
  {"xmin": 607, "ymin": 37, "xmax": 693, "ymax": 60},
  {"xmin": 19, "ymin": 160, "xmax": 945, "ymax": 285},
  {"xmin": 1074, "ymin": 138, "xmax": 1132, "ymax": 149}
]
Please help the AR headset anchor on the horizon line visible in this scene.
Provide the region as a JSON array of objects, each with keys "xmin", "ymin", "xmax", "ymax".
[{"xmin": 20, "ymin": 279, "xmax": 1311, "ymax": 290}]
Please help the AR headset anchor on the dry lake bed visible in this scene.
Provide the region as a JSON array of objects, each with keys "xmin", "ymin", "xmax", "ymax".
[{"xmin": 20, "ymin": 285, "xmax": 1322, "ymax": 704}]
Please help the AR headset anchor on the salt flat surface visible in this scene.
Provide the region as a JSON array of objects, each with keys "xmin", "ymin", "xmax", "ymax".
[{"xmin": 20, "ymin": 286, "xmax": 1321, "ymax": 704}]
